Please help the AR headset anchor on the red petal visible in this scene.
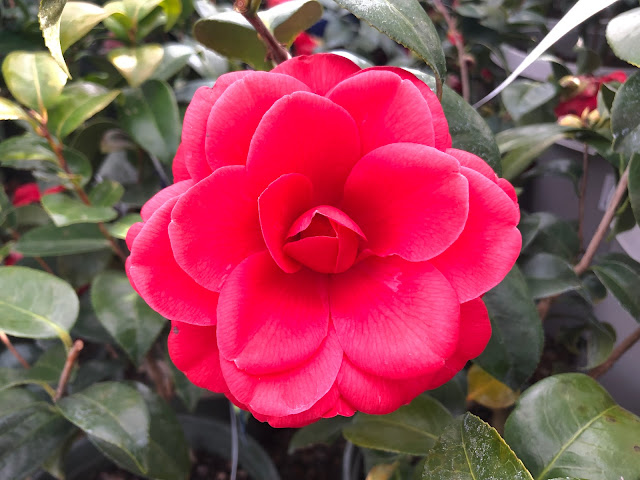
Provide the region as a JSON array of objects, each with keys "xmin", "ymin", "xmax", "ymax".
[
  {"xmin": 342, "ymin": 143, "xmax": 468, "ymax": 262},
  {"xmin": 219, "ymin": 326, "xmax": 342, "ymax": 417},
  {"xmin": 217, "ymin": 251, "xmax": 330, "ymax": 375},
  {"xmin": 140, "ymin": 180, "xmax": 194, "ymax": 221},
  {"xmin": 168, "ymin": 321, "xmax": 229, "ymax": 393},
  {"xmin": 247, "ymin": 91, "xmax": 360, "ymax": 205},
  {"xmin": 360, "ymin": 66, "xmax": 452, "ymax": 150},
  {"xmin": 272, "ymin": 53, "xmax": 361, "ymax": 96},
  {"xmin": 12, "ymin": 183, "xmax": 41, "ymax": 206},
  {"xmin": 169, "ymin": 166, "xmax": 264, "ymax": 292},
  {"xmin": 127, "ymin": 196, "xmax": 219, "ymax": 325},
  {"xmin": 283, "ymin": 236, "xmax": 338, "ymax": 274},
  {"xmin": 446, "ymin": 147, "xmax": 496, "ymax": 180},
  {"xmin": 431, "ymin": 166, "xmax": 521, "ymax": 302},
  {"xmin": 125, "ymin": 222, "xmax": 143, "ymax": 251},
  {"xmin": 328, "ymin": 70, "xmax": 436, "ymax": 154},
  {"xmin": 258, "ymin": 173, "xmax": 313, "ymax": 273},
  {"xmin": 181, "ymin": 72, "xmax": 250, "ymax": 181},
  {"xmin": 204, "ymin": 72, "xmax": 309, "ymax": 171},
  {"xmin": 330, "ymin": 256, "xmax": 460, "ymax": 379},
  {"xmin": 172, "ymin": 144, "xmax": 190, "ymax": 182}
]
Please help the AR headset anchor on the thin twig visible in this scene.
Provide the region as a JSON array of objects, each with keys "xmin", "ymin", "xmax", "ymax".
[
  {"xmin": 578, "ymin": 143, "xmax": 589, "ymax": 250},
  {"xmin": 54, "ymin": 339, "xmax": 84, "ymax": 401},
  {"xmin": 0, "ymin": 331, "xmax": 30, "ymax": 369},
  {"xmin": 574, "ymin": 164, "xmax": 630, "ymax": 275},
  {"xmin": 589, "ymin": 326, "xmax": 640, "ymax": 379},
  {"xmin": 234, "ymin": 0, "xmax": 291, "ymax": 65},
  {"xmin": 432, "ymin": 0, "xmax": 469, "ymax": 102}
]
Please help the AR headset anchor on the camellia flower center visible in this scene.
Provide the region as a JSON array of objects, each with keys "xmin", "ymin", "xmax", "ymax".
[{"xmin": 283, "ymin": 206, "xmax": 365, "ymax": 274}]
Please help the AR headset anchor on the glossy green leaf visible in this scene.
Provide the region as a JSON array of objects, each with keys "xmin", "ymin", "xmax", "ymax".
[
  {"xmin": 504, "ymin": 373, "xmax": 640, "ymax": 480},
  {"xmin": 592, "ymin": 253, "xmax": 640, "ymax": 319},
  {"xmin": 263, "ymin": 0, "xmax": 323, "ymax": 46},
  {"xmin": 0, "ymin": 388, "xmax": 40, "ymax": 415},
  {"xmin": 429, "ymin": 372, "xmax": 468, "ymax": 416},
  {"xmin": 0, "ymin": 401, "xmax": 75, "ymax": 480},
  {"xmin": 159, "ymin": 0, "xmax": 181, "ymax": 30},
  {"xmin": 519, "ymin": 212, "xmax": 580, "ymax": 261},
  {"xmin": 2, "ymin": 51, "xmax": 68, "ymax": 112},
  {"xmin": 39, "ymin": 0, "xmax": 72, "ymax": 77},
  {"xmin": 334, "ymin": 0, "xmax": 445, "ymax": 86},
  {"xmin": 522, "ymin": 253, "xmax": 581, "ymax": 299},
  {"xmin": 0, "ymin": 189, "xmax": 15, "ymax": 227},
  {"xmin": 406, "ymin": 69, "xmax": 501, "ymax": 175},
  {"xmin": 343, "ymin": 395, "xmax": 451, "ymax": 455},
  {"xmin": 169, "ymin": 357, "xmax": 204, "ymax": 412},
  {"xmin": 103, "ymin": 0, "xmax": 163, "ymax": 40},
  {"xmin": 0, "ymin": 97, "xmax": 30, "ymax": 122},
  {"xmin": 91, "ymin": 271, "xmax": 166, "ymax": 365},
  {"xmin": 57, "ymin": 381, "xmax": 151, "ymax": 474},
  {"xmin": 502, "ymin": 80, "xmax": 557, "ymax": 122},
  {"xmin": 42, "ymin": 193, "xmax": 117, "ymax": 227},
  {"xmin": 107, "ymin": 44, "xmax": 164, "ymax": 88},
  {"xmin": 467, "ymin": 364, "xmax": 519, "ymax": 409},
  {"xmin": 423, "ymin": 413, "xmax": 534, "ymax": 480},
  {"xmin": 106, "ymin": 213, "xmax": 141, "ymax": 239},
  {"xmin": 521, "ymin": 158, "xmax": 583, "ymax": 194},
  {"xmin": 629, "ymin": 153, "xmax": 640, "ymax": 226},
  {"xmin": 475, "ymin": 265, "xmax": 543, "ymax": 390},
  {"xmin": 89, "ymin": 180, "xmax": 124, "ymax": 207},
  {"xmin": 561, "ymin": 319, "xmax": 616, "ymax": 370},
  {"xmin": 606, "ymin": 7, "xmax": 640, "ymax": 67},
  {"xmin": 0, "ymin": 134, "xmax": 57, "ymax": 166},
  {"xmin": 151, "ymin": 43, "xmax": 195, "ymax": 81},
  {"xmin": 611, "ymin": 70, "xmax": 640, "ymax": 158},
  {"xmin": 0, "ymin": 266, "xmax": 77, "ymax": 346},
  {"xmin": 0, "ymin": 343, "xmax": 67, "ymax": 397},
  {"xmin": 60, "ymin": 1, "xmax": 110, "ymax": 52},
  {"xmin": 118, "ymin": 80, "xmax": 180, "ymax": 164},
  {"xmin": 289, "ymin": 416, "xmax": 353, "ymax": 453},
  {"xmin": 15, "ymin": 223, "xmax": 111, "ymax": 256},
  {"xmin": 47, "ymin": 82, "xmax": 120, "ymax": 139}
]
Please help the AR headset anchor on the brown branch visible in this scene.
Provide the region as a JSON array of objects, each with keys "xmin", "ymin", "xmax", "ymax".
[
  {"xmin": 578, "ymin": 143, "xmax": 589, "ymax": 251},
  {"xmin": 589, "ymin": 326, "xmax": 640, "ymax": 379},
  {"xmin": 574, "ymin": 164, "xmax": 630, "ymax": 275},
  {"xmin": 0, "ymin": 331, "xmax": 30, "ymax": 369},
  {"xmin": 432, "ymin": 0, "xmax": 469, "ymax": 102},
  {"xmin": 54, "ymin": 339, "xmax": 84, "ymax": 401},
  {"xmin": 234, "ymin": 0, "xmax": 291, "ymax": 65}
]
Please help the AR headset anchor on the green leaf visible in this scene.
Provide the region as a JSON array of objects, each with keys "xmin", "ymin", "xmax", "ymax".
[
  {"xmin": 467, "ymin": 364, "xmax": 519, "ymax": 409},
  {"xmin": 429, "ymin": 372, "xmax": 468, "ymax": 417},
  {"xmin": 159, "ymin": 0, "xmax": 181, "ymax": 31},
  {"xmin": 107, "ymin": 44, "xmax": 164, "ymax": 88},
  {"xmin": 2, "ymin": 51, "xmax": 68, "ymax": 112},
  {"xmin": 151, "ymin": 43, "xmax": 195, "ymax": 81},
  {"xmin": 561, "ymin": 319, "xmax": 616, "ymax": 370},
  {"xmin": 0, "ymin": 401, "xmax": 75, "ymax": 480},
  {"xmin": 611, "ymin": 70, "xmax": 640, "ymax": 158},
  {"xmin": 102, "ymin": 0, "xmax": 163, "ymax": 41},
  {"xmin": 168, "ymin": 353, "xmax": 203, "ymax": 412},
  {"xmin": 0, "ymin": 134, "xmax": 57, "ymax": 166},
  {"xmin": 592, "ymin": 252, "xmax": 640, "ymax": 319},
  {"xmin": 406, "ymin": 70, "xmax": 501, "ymax": 175},
  {"xmin": 118, "ymin": 80, "xmax": 180, "ymax": 164},
  {"xmin": 57, "ymin": 381, "xmax": 151, "ymax": 474},
  {"xmin": 39, "ymin": 0, "xmax": 72, "ymax": 78},
  {"xmin": 521, "ymin": 158, "xmax": 583, "ymax": 195},
  {"xmin": 60, "ymin": 1, "xmax": 110, "ymax": 52},
  {"xmin": 42, "ymin": 193, "xmax": 117, "ymax": 227},
  {"xmin": 334, "ymin": 0, "xmax": 445, "ymax": 87},
  {"xmin": 423, "ymin": 413, "xmax": 534, "ymax": 480},
  {"xmin": 89, "ymin": 180, "xmax": 125, "ymax": 207},
  {"xmin": 289, "ymin": 416, "xmax": 353, "ymax": 453},
  {"xmin": 504, "ymin": 373, "xmax": 640, "ymax": 480},
  {"xmin": 606, "ymin": 7, "xmax": 640, "ymax": 67},
  {"xmin": 106, "ymin": 213, "xmax": 141, "ymax": 239},
  {"xmin": 0, "ymin": 388, "xmax": 40, "ymax": 415},
  {"xmin": 0, "ymin": 343, "xmax": 67, "ymax": 397},
  {"xmin": 343, "ymin": 395, "xmax": 452, "ymax": 455},
  {"xmin": 521, "ymin": 253, "xmax": 581, "ymax": 299},
  {"xmin": 519, "ymin": 213, "xmax": 580, "ymax": 261},
  {"xmin": 15, "ymin": 223, "xmax": 111, "ymax": 256},
  {"xmin": 47, "ymin": 82, "xmax": 120, "ymax": 139},
  {"xmin": 262, "ymin": 0, "xmax": 323, "ymax": 46},
  {"xmin": 502, "ymin": 80, "xmax": 557, "ymax": 122},
  {"xmin": 0, "ymin": 97, "xmax": 30, "ymax": 122},
  {"xmin": 0, "ymin": 266, "xmax": 77, "ymax": 346},
  {"xmin": 475, "ymin": 265, "xmax": 543, "ymax": 390},
  {"xmin": 629, "ymin": 153, "xmax": 640, "ymax": 226},
  {"xmin": 91, "ymin": 271, "xmax": 166, "ymax": 365}
]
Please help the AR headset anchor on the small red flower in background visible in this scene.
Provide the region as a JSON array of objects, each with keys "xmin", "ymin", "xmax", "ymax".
[
  {"xmin": 266, "ymin": 0, "xmax": 319, "ymax": 56},
  {"xmin": 11, "ymin": 183, "xmax": 65, "ymax": 207},
  {"xmin": 555, "ymin": 71, "xmax": 627, "ymax": 118},
  {"xmin": 126, "ymin": 54, "xmax": 521, "ymax": 427}
]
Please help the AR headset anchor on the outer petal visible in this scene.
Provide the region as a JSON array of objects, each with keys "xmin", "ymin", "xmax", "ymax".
[
  {"xmin": 247, "ymin": 91, "xmax": 361, "ymax": 205},
  {"xmin": 431, "ymin": 165, "xmax": 521, "ymax": 302},
  {"xmin": 446, "ymin": 147, "xmax": 496, "ymax": 180},
  {"xmin": 328, "ymin": 70, "xmax": 436, "ymax": 155},
  {"xmin": 125, "ymin": 222, "xmax": 143, "ymax": 251},
  {"xmin": 258, "ymin": 173, "xmax": 313, "ymax": 273},
  {"xmin": 205, "ymin": 72, "xmax": 310, "ymax": 171},
  {"xmin": 271, "ymin": 53, "xmax": 361, "ymax": 96},
  {"xmin": 169, "ymin": 166, "xmax": 264, "ymax": 292},
  {"xmin": 219, "ymin": 326, "xmax": 343, "ymax": 417},
  {"xmin": 217, "ymin": 252, "xmax": 330, "ymax": 375},
  {"xmin": 361, "ymin": 66, "xmax": 452, "ymax": 151},
  {"xmin": 127, "ymin": 197, "xmax": 219, "ymax": 325},
  {"xmin": 181, "ymin": 72, "xmax": 250, "ymax": 181},
  {"xmin": 140, "ymin": 180, "xmax": 194, "ymax": 221},
  {"xmin": 341, "ymin": 143, "xmax": 469, "ymax": 262},
  {"xmin": 168, "ymin": 321, "xmax": 229, "ymax": 393},
  {"xmin": 172, "ymin": 144, "xmax": 190, "ymax": 182},
  {"xmin": 330, "ymin": 255, "xmax": 460, "ymax": 380}
]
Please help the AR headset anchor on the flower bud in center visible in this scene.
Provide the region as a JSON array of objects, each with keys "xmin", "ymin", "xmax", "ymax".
[{"xmin": 283, "ymin": 206, "xmax": 365, "ymax": 274}]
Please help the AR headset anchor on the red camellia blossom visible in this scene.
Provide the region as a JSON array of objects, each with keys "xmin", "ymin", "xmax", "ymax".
[
  {"xmin": 126, "ymin": 54, "xmax": 521, "ymax": 427},
  {"xmin": 11, "ymin": 183, "xmax": 65, "ymax": 207},
  {"xmin": 555, "ymin": 71, "xmax": 627, "ymax": 118}
]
